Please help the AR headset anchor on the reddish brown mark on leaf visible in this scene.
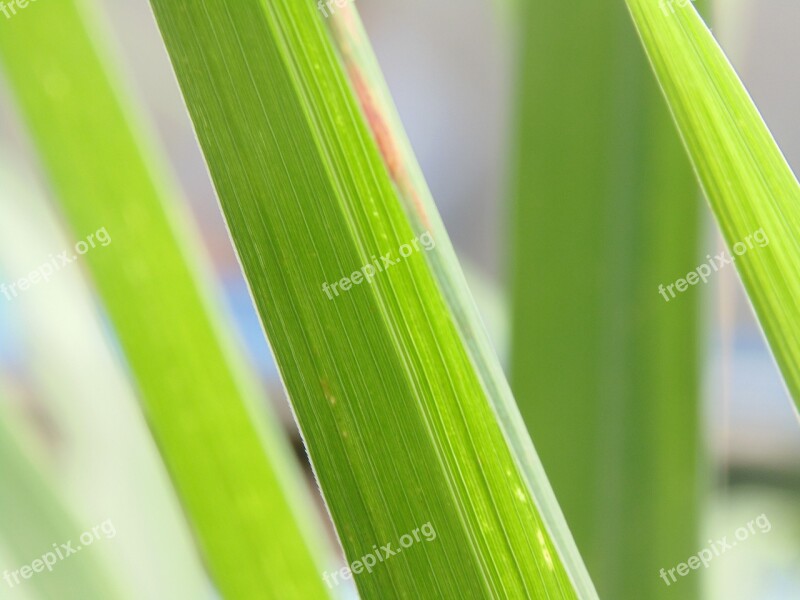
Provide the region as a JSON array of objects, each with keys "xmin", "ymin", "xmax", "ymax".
[{"xmin": 333, "ymin": 9, "xmax": 432, "ymax": 232}]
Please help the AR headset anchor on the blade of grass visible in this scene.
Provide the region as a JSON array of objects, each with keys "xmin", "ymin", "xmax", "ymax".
[
  {"xmin": 0, "ymin": 407, "xmax": 122, "ymax": 599},
  {"xmin": 325, "ymin": 7, "xmax": 596, "ymax": 596},
  {"xmin": 0, "ymin": 3, "xmax": 331, "ymax": 598},
  {"xmin": 0, "ymin": 157, "xmax": 208, "ymax": 598},
  {"xmin": 509, "ymin": 1, "xmax": 704, "ymax": 598},
  {"xmin": 148, "ymin": 0, "xmax": 595, "ymax": 597},
  {"xmin": 625, "ymin": 0, "xmax": 800, "ymax": 409}
]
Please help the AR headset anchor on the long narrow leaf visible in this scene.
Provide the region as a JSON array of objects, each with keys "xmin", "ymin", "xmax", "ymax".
[
  {"xmin": 326, "ymin": 7, "xmax": 596, "ymax": 597},
  {"xmin": 0, "ymin": 3, "xmax": 330, "ymax": 598},
  {"xmin": 149, "ymin": 1, "xmax": 594, "ymax": 597},
  {"xmin": 625, "ymin": 0, "xmax": 800, "ymax": 408},
  {"xmin": 0, "ymin": 410, "xmax": 122, "ymax": 599},
  {"xmin": 509, "ymin": 1, "xmax": 704, "ymax": 598},
  {"xmin": 0, "ymin": 158, "xmax": 208, "ymax": 598}
]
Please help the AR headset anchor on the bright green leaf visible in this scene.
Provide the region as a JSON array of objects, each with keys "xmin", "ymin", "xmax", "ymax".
[
  {"xmin": 626, "ymin": 0, "xmax": 800, "ymax": 408},
  {"xmin": 148, "ymin": 0, "xmax": 596, "ymax": 597},
  {"xmin": 326, "ymin": 6, "xmax": 597, "ymax": 597}
]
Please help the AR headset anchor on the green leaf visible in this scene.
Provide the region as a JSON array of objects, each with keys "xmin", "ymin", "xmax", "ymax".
[
  {"xmin": 625, "ymin": 0, "xmax": 800, "ymax": 407},
  {"xmin": 0, "ymin": 157, "xmax": 208, "ymax": 598},
  {"xmin": 148, "ymin": 0, "xmax": 595, "ymax": 597},
  {"xmin": 509, "ymin": 1, "xmax": 703, "ymax": 598},
  {"xmin": 0, "ymin": 409, "xmax": 122, "ymax": 599},
  {"xmin": 0, "ymin": 3, "xmax": 330, "ymax": 598},
  {"xmin": 326, "ymin": 6, "xmax": 596, "ymax": 597}
]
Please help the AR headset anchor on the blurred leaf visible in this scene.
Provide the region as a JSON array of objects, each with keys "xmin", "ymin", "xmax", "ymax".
[
  {"xmin": 0, "ymin": 410, "xmax": 122, "ymax": 599},
  {"xmin": 509, "ymin": 1, "xmax": 704, "ymax": 598},
  {"xmin": 626, "ymin": 0, "xmax": 800, "ymax": 409},
  {"xmin": 0, "ymin": 2, "xmax": 330, "ymax": 598},
  {"xmin": 149, "ymin": 0, "xmax": 596, "ymax": 597},
  {"xmin": 0, "ymin": 159, "xmax": 208, "ymax": 598}
]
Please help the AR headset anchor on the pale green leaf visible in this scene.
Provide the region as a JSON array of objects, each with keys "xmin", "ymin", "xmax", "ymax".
[
  {"xmin": 0, "ymin": 157, "xmax": 208, "ymax": 598},
  {"xmin": 0, "ymin": 410, "xmax": 122, "ymax": 599},
  {"xmin": 0, "ymin": 2, "xmax": 330, "ymax": 598}
]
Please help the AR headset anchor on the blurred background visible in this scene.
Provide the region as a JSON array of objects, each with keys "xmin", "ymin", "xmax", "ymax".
[{"xmin": 0, "ymin": 0, "xmax": 798, "ymax": 598}]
